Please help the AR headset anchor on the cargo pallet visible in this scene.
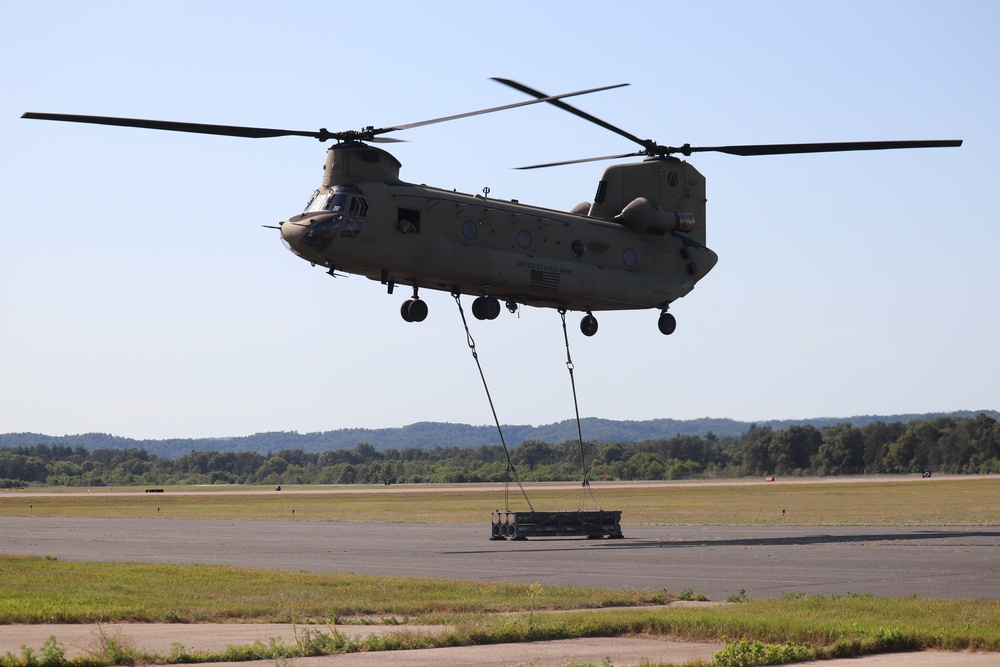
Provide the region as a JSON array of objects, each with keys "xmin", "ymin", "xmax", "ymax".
[{"xmin": 490, "ymin": 510, "xmax": 623, "ymax": 540}]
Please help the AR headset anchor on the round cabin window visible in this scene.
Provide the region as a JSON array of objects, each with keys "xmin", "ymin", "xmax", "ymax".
[{"xmin": 462, "ymin": 220, "xmax": 478, "ymax": 239}]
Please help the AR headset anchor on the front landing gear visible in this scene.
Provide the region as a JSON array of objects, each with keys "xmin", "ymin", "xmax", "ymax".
[
  {"xmin": 400, "ymin": 298, "xmax": 427, "ymax": 322},
  {"xmin": 580, "ymin": 312, "xmax": 599, "ymax": 337},
  {"xmin": 471, "ymin": 296, "xmax": 501, "ymax": 320},
  {"xmin": 400, "ymin": 286, "xmax": 428, "ymax": 323},
  {"xmin": 658, "ymin": 311, "xmax": 676, "ymax": 335}
]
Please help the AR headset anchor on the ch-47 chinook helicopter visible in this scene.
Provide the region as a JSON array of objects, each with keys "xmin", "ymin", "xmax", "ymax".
[{"xmin": 23, "ymin": 79, "xmax": 961, "ymax": 337}]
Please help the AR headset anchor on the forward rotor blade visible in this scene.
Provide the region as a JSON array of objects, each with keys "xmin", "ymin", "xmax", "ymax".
[
  {"xmin": 517, "ymin": 151, "xmax": 645, "ymax": 170},
  {"xmin": 21, "ymin": 112, "xmax": 333, "ymax": 140},
  {"xmin": 493, "ymin": 78, "xmax": 652, "ymax": 151},
  {"xmin": 686, "ymin": 139, "xmax": 963, "ymax": 156},
  {"xmin": 22, "ymin": 81, "xmax": 628, "ymax": 143},
  {"xmin": 376, "ymin": 82, "xmax": 629, "ymax": 135}
]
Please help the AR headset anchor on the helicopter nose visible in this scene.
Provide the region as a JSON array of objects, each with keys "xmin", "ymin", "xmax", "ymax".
[
  {"xmin": 280, "ymin": 211, "xmax": 341, "ymax": 258},
  {"xmin": 278, "ymin": 215, "xmax": 310, "ymax": 257},
  {"xmin": 278, "ymin": 217, "xmax": 299, "ymax": 244},
  {"xmin": 280, "ymin": 211, "xmax": 324, "ymax": 243}
]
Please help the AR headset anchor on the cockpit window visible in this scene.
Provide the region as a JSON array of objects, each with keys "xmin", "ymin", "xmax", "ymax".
[
  {"xmin": 301, "ymin": 216, "xmax": 340, "ymax": 253},
  {"xmin": 301, "ymin": 185, "xmax": 369, "ymax": 247},
  {"xmin": 304, "ymin": 192, "xmax": 328, "ymax": 213},
  {"xmin": 328, "ymin": 193, "xmax": 350, "ymax": 213},
  {"xmin": 303, "ymin": 185, "xmax": 367, "ymax": 215},
  {"xmin": 303, "ymin": 193, "xmax": 346, "ymax": 213}
]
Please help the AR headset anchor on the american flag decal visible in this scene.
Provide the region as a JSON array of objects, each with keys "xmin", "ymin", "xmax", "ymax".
[{"xmin": 530, "ymin": 269, "xmax": 560, "ymax": 291}]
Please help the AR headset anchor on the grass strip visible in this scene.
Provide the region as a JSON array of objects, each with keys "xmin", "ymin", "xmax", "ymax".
[
  {"xmin": 4, "ymin": 477, "xmax": 998, "ymax": 525},
  {"xmin": 2, "ymin": 557, "xmax": 999, "ymax": 666},
  {"xmin": 0, "ymin": 556, "xmax": 659, "ymax": 623},
  {"xmin": 3, "ymin": 599, "xmax": 1000, "ymax": 667}
]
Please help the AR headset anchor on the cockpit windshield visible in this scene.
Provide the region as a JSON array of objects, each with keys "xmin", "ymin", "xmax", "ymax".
[
  {"xmin": 303, "ymin": 185, "xmax": 364, "ymax": 214},
  {"xmin": 304, "ymin": 192, "xmax": 347, "ymax": 213}
]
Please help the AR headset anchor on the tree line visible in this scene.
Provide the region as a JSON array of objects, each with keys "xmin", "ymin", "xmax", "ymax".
[
  {"xmin": 8, "ymin": 412, "xmax": 995, "ymax": 458},
  {"xmin": 1, "ymin": 414, "xmax": 998, "ymax": 488}
]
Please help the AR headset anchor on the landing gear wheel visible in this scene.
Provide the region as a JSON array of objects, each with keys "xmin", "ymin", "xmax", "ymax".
[
  {"xmin": 658, "ymin": 312, "xmax": 676, "ymax": 335},
  {"xmin": 580, "ymin": 313, "xmax": 599, "ymax": 337},
  {"xmin": 407, "ymin": 298, "xmax": 428, "ymax": 322},
  {"xmin": 400, "ymin": 300, "xmax": 415, "ymax": 322},
  {"xmin": 482, "ymin": 297, "xmax": 500, "ymax": 320},
  {"xmin": 472, "ymin": 296, "xmax": 501, "ymax": 320}
]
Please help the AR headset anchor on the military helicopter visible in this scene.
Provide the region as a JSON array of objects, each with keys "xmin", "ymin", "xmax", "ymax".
[{"xmin": 22, "ymin": 79, "xmax": 961, "ymax": 337}]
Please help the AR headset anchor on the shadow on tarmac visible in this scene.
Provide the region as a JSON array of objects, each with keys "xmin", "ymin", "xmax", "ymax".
[{"xmin": 446, "ymin": 529, "xmax": 1000, "ymax": 555}]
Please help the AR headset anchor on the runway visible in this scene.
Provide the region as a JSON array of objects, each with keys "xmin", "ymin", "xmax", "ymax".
[{"xmin": 3, "ymin": 517, "xmax": 999, "ymax": 599}]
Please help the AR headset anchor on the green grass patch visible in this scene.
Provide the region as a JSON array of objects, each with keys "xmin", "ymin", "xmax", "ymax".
[
  {"xmin": 2, "ymin": 558, "xmax": 999, "ymax": 666},
  {"xmin": 3, "ymin": 477, "xmax": 999, "ymax": 525},
  {"xmin": 3, "ymin": 595, "xmax": 999, "ymax": 667},
  {"xmin": 0, "ymin": 555, "xmax": 659, "ymax": 624}
]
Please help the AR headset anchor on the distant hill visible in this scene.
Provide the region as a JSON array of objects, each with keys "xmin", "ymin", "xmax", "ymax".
[{"xmin": 2, "ymin": 410, "xmax": 997, "ymax": 459}]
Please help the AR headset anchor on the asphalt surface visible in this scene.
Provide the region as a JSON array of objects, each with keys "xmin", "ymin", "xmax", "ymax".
[
  {"xmin": 4, "ymin": 516, "xmax": 999, "ymax": 665},
  {"xmin": 2, "ymin": 517, "xmax": 999, "ymax": 599}
]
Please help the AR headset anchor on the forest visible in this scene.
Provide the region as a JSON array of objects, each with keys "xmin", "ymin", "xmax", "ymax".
[{"xmin": 1, "ymin": 414, "xmax": 998, "ymax": 489}]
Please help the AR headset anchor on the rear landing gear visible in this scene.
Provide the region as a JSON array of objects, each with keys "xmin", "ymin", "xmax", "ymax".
[{"xmin": 580, "ymin": 312, "xmax": 599, "ymax": 337}]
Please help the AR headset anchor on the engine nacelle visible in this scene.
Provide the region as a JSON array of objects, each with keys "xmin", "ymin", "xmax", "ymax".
[{"xmin": 615, "ymin": 197, "xmax": 695, "ymax": 235}]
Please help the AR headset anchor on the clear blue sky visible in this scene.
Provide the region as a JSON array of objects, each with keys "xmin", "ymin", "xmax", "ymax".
[{"xmin": 2, "ymin": 1, "xmax": 997, "ymax": 439}]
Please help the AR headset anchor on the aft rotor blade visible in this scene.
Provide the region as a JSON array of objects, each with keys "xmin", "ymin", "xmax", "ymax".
[
  {"xmin": 376, "ymin": 82, "xmax": 630, "ymax": 135},
  {"xmin": 493, "ymin": 77, "xmax": 652, "ymax": 152},
  {"xmin": 686, "ymin": 139, "xmax": 963, "ymax": 156},
  {"xmin": 21, "ymin": 112, "xmax": 334, "ymax": 140},
  {"xmin": 520, "ymin": 139, "xmax": 964, "ymax": 169},
  {"xmin": 517, "ymin": 151, "xmax": 644, "ymax": 170}
]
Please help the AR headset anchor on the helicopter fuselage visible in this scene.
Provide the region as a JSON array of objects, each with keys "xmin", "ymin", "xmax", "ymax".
[
  {"xmin": 21, "ymin": 80, "xmax": 960, "ymax": 336},
  {"xmin": 279, "ymin": 142, "xmax": 718, "ymax": 326}
]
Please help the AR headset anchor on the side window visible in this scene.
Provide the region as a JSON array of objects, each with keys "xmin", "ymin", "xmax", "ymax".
[
  {"xmin": 340, "ymin": 196, "xmax": 369, "ymax": 239},
  {"xmin": 397, "ymin": 208, "xmax": 420, "ymax": 233},
  {"xmin": 349, "ymin": 197, "xmax": 368, "ymax": 217},
  {"xmin": 594, "ymin": 180, "xmax": 608, "ymax": 205}
]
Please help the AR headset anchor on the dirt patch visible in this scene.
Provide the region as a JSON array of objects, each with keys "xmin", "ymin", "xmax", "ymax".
[
  {"xmin": 0, "ymin": 623, "xmax": 447, "ymax": 659},
  {"xmin": 0, "ymin": 623, "xmax": 722, "ymax": 666}
]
